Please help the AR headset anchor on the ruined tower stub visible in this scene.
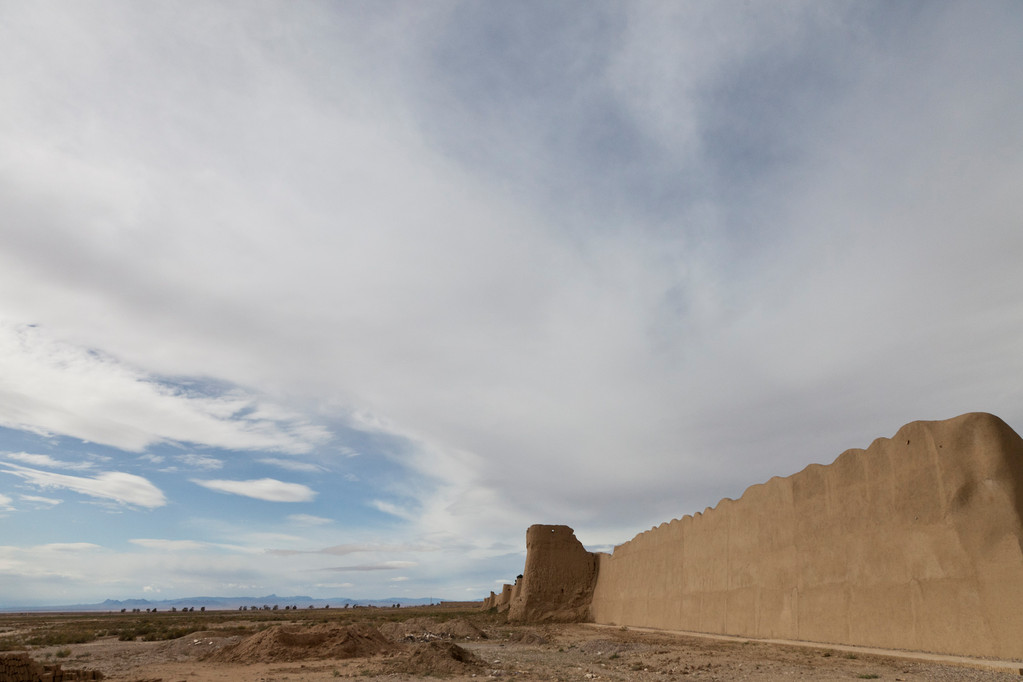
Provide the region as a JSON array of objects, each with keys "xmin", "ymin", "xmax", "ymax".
[{"xmin": 508, "ymin": 524, "xmax": 598, "ymax": 622}]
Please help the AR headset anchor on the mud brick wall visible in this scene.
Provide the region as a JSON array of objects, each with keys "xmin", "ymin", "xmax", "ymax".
[
  {"xmin": 500, "ymin": 413, "xmax": 1023, "ymax": 660},
  {"xmin": 508, "ymin": 525, "xmax": 598, "ymax": 622},
  {"xmin": 0, "ymin": 653, "xmax": 103, "ymax": 681}
]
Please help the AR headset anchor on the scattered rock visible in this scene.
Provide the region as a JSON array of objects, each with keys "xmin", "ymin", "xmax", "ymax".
[{"xmin": 379, "ymin": 617, "xmax": 487, "ymax": 642}]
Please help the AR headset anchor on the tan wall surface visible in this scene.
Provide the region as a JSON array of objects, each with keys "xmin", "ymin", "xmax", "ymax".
[
  {"xmin": 509, "ymin": 525, "xmax": 598, "ymax": 622},
  {"xmin": 587, "ymin": 413, "xmax": 1023, "ymax": 659}
]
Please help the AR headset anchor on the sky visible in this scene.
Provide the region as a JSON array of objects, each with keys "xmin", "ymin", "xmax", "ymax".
[{"xmin": 1, "ymin": 1, "xmax": 1022, "ymax": 607}]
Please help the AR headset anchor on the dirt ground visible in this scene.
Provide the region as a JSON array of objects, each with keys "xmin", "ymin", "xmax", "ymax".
[{"xmin": 3, "ymin": 607, "xmax": 1022, "ymax": 682}]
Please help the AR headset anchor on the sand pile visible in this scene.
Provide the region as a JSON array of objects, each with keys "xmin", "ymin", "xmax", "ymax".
[
  {"xmin": 378, "ymin": 617, "xmax": 487, "ymax": 642},
  {"xmin": 206, "ymin": 623, "xmax": 395, "ymax": 663},
  {"xmin": 385, "ymin": 641, "xmax": 483, "ymax": 676}
]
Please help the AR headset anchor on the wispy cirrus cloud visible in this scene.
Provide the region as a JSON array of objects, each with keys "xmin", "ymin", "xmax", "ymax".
[
  {"xmin": 319, "ymin": 561, "xmax": 417, "ymax": 572},
  {"xmin": 287, "ymin": 514, "xmax": 332, "ymax": 526},
  {"xmin": 36, "ymin": 543, "xmax": 102, "ymax": 552},
  {"xmin": 20, "ymin": 494, "xmax": 62, "ymax": 508},
  {"xmin": 4, "ymin": 451, "xmax": 94, "ymax": 470},
  {"xmin": 0, "ymin": 322, "xmax": 331, "ymax": 455},
  {"xmin": 1, "ymin": 463, "xmax": 166, "ymax": 508},
  {"xmin": 176, "ymin": 454, "xmax": 224, "ymax": 471},
  {"xmin": 129, "ymin": 538, "xmax": 208, "ymax": 551},
  {"xmin": 370, "ymin": 500, "xmax": 416, "ymax": 521},
  {"xmin": 267, "ymin": 542, "xmax": 433, "ymax": 557},
  {"xmin": 127, "ymin": 538, "xmax": 257, "ymax": 554},
  {"xmin": 192, "ymin": 478, "xmax": 316, "ymax": 503},
  {"xmin": 259, "ymin": 458, "xmax": 326, "ymax": 473}
]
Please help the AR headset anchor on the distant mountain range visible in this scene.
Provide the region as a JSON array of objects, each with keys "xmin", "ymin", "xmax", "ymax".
[{"xmin": 0, "ymin": 594, "xmax": 466, "ymax": 612}]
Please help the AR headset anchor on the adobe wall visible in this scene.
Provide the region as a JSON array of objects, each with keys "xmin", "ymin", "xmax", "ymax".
[
  {"xmin": 589, "ymin": 412, "xmax": 1023, "ymax": 660},
  {"xmin": 482, "ymin": 579, "xmax": 521, "ymax": 612},
  {"xmin": 507, "ymin": 525, "xmax": 599, "ymax": 622},
  {"xmin": 494, "ymin": 413, "xmax": 1023, "ymax": 660},
  {"xmin": 0, "ymin": 652, "xmax": 103, "ymax": 681}
]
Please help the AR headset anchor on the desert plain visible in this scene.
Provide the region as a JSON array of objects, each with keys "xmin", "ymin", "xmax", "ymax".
[{"xmin": 2, "ymin": 604, "xmax": 1021, "ymax": 682}]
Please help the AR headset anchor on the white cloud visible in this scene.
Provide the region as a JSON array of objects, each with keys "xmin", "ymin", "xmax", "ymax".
[
  {"xmin": 321, "ymin": 561, "xmax": 417, "ymax": 572},
  {"xmin": 1, "ymin": 463, "xmax": 166, "ymax": 508},
  {"xmin": 0, "ymin": 322, "xmax": 330, "ymax": 455},
  {"xmin": 0, "ymin": 493, "xmax": 12, "ymax": 511},
  {"xmin": 4, "ymin": 451, "xmax": 94, "ymax": 470},
  {"xmin": 287, "ymin": 514, "xmax": 332, "ymax": 526},
  {"xmin": 6, "ymin": 452, "xmax": 58, "ymax": 467},
  {"xmin": 267, "ymin": 542, "xmax": 434, "ymax": 557},
  {"xmin": 19, "ymin": 494, "xmax": 62, "ymax": 508},
  {"xmin": 370, "ymin": 500, "xmax": 416, "ymax": 521},
  {"xmin": 129, "ymin": 538, "xmax": 208, "ymax": 551},
  {"xmin": 37, "ymin": 543, "xmax": 102, "ymax": 552},
  {"xmin": 259, "ymin": 458, "xmax": 326, "ymax": 473},
  {"xmin": 192, "ymin": 478, "xmax": 316, "ymax": 503},
  {"xmin": 0, "ymin": 541, "xmax": 400, "ymax": 604},
  {"xmin": 177, "ymin": 454, "xmax": 224, "ymax": 471}
]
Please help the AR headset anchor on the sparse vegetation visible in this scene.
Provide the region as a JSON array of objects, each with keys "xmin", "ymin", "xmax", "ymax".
[
  {"xmin": 0, "ymin": 605, "xmax": 489, "ymax": 653},
  {"xmin": 25, "ymin": 625, "xmax": 101, "ymax": 646},
  {"xmin": 0, "ymin": 607, "xmax": 1009, "ymax": 680},
  {"xmin": 0, "ymin": 633, "xmax": 27, "ymax": 652},
  {"xmin": 116, "ymin": 622, "xmax": 199, "ymax": 641}
]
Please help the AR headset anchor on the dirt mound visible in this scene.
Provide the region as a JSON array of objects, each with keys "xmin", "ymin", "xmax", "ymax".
[
  {"xmin": 156, "ymin": 631, "xmax": 242, "ymax": 660},
  {"xmin": 385, "ymin": 640, "xmax": 483, "ymax": 676},
  {"xmin": 206, "ymin": 623, "xmax": 395, "ymax": 663},
  {"xmin": 377, "ymin": 620, "xmax": 411, "ymax": 641},
  {"xmin": 438, "ymin": 618, "xmax": 488, "ymax": 640},
  {"xmin": 379, "ymin": 617, "xmax": 487, "ymax": 642}
]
